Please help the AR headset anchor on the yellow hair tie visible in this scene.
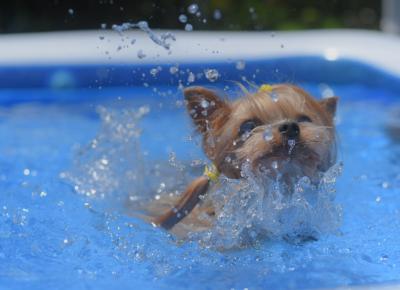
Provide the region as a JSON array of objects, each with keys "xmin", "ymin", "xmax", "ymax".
[
  {"xmin": 258, "ymin": 84, "xmax": 273, "ymax": 93},
  {"xmin": 203, "ymin": 163, "xmax": 220, "ymax": 183}
]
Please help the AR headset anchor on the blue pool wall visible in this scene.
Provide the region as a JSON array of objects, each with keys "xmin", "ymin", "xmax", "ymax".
[{"xmin": 1, "ymin": 57, "xmax": 400, "ymax": 94}]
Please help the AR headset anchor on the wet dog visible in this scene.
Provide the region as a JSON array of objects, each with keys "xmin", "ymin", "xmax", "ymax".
[{"xmin": 151, "ymin": 84, "xmax": 338, "ymax": 234}]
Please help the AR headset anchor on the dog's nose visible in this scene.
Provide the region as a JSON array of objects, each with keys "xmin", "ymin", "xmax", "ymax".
[{"xmin": 279, "ymin": 122, "xmax": 300, "ymax": 139}]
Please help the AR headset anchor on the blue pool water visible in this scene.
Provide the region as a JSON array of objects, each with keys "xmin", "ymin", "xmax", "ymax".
[{"xmin": 1, "ymin": 58, "xmax": 400, "ymax": 289}]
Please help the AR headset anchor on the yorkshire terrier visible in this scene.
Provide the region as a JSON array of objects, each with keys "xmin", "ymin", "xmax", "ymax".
[{"xmin": 149, "ymin": 84, "xmax": 338, "ymax": 236}]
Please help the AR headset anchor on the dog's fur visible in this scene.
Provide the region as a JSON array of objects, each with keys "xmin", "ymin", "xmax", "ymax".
[{"xmin": 151, "ymin": 84, "xmax": 338, "ymax": 235}]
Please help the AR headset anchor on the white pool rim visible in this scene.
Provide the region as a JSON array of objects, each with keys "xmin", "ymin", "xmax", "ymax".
[{"xmin": 1, "ymin": 29, "xmax": 400, "ymax": 77}]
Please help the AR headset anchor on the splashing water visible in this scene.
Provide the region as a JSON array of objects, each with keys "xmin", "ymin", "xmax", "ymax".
[
  {"xmin": 112, "ymin": 21, "xmax": 176, "ymax": 50},
  {"xmin": 190, "ymin": 162, "xmax": 343, "ymax": 249},
  {"xmin": 63, "ymin": 106, "xmax": 199, "ymax": 214},
  {"xmin": 63, "ymin": 106, "xmax": 150, "ymax": 201},
  {"xmin": 64, "ymin": 105, "xmax": 342, "ymax": 251}
]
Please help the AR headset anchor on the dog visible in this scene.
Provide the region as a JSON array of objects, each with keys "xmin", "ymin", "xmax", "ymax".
[{"xmin": 151, "ymin": 84, "xmax": 338, "ymax": 236}]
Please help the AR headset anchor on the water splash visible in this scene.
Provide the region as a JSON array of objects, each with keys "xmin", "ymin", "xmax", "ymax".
[
  {"xmin": 190, "ymin": 162, "xmax": 343, "ymax": 249},
  {"xmin": 112, "ymin": 21, "xmax": 176, "ymax": 50},
  {"xmin": 63, "ymin": 105, "xmax": 342, "ymax": 251},
  {"xmin": 63, "ymin": 106, "xmax": 150, "ymax": 201},
  {"xmin": 63, "ymin": 106, "xmax": 198, "ymax": 213}
]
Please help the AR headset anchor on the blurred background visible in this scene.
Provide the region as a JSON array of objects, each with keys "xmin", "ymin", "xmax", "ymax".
[{"xmin": 0, "ymin": 0, "xmax": 384, "ymax": 33}]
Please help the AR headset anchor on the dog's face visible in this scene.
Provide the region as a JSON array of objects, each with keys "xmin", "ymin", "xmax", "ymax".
[{"xmin": 184, "ymin": 85, "xmax": 338, "ymax": 182}]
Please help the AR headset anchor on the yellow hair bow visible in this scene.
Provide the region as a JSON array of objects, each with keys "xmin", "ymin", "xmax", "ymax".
[
  {"xmin": 203, "ymin": 163, "xmax": 220, "ymax": 183},
  {"xmin": 258, "ymin": 84, "xmax": 273, "ymax": 93}
]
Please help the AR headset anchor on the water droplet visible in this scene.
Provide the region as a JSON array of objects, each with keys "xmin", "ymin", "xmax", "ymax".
[
  {"xmin": 187, "ymin": 72, "xmax": 196, "ymax": 83},
  {"xmin": 213, "ymin": 9, "xmax": 222, "ymax": 20},
  {"xmin": 179, "ymin": 14, "xmax": 188, "ymax": 23},
  {"xmin": 381, "ymin": 181, "xmax": 389, "ymax": 189},
  {"xmin": 236, "ymin": 60, "xmax": 246, "ymax": 70},
  {"xmin": 187, "ymin": 3, "xmax": 199, "ymax": 14},
  {"xmin": 68, "ymin": 8, "xmax": 74, "ymax": 15},
  {"xmin": 288, "ymin": 139, "xmax": 296, "ymax": 154},
  {"xmin": 137, "ymin": 50, "xmax": 146, "ymax": 59},
  {"xmin": 271, "ymin": 91, "xmax": 279, "ymax": 102},
  {"xmin": 23, "ymin": 169, "xmax": 30, "ymax": 176},
  {"xmin": 271, "ymin": 161, "xmax": 278, "ymax": 169},
  {"xmin": 380, "ymin": 254, "xmax": 389, "ymax": 262},
  {"xmin": 169, "ymin": 66, "xmax": 179, "ymax": 74},
  {"xmin": 263, "ymin": 127, "xmax": 273, "ymax": 141},
  {"xmin": 150, "ymin": 67, "xmax": 160, "ymax": 77},
  {"xmin": 157, "ymin": 182, "xmax": 166, "ymax": 194},
  {"xmin": 319, "ymin": 83, "xmax": 335, "ymax": 98},
  {"xmin": 204, "ymin": 69, "xmax": 219, "ymax": 82},
  {"xmin": 241, "ymin": 131, "xmax": 251, "ymax": 141},
  {"xmin": 185, "ymin": 23, "xmax": 193, "ymax": 31},
  {"xmin": 200, "ymin": 99, "xmax": 209, "ymax": 108}
]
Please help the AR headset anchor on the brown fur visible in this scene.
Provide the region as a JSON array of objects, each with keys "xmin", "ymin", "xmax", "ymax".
[{"xmin": 152, "ymin": 84, "xmax": 338, "ymax": 233}]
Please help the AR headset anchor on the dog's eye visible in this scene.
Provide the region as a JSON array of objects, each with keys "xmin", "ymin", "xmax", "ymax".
[
  {"xmin": 297, "ymin": 115, "xmax": 312, "ymax": 123},
  {"xmin": 239, "ymin": 119, "xmax": 260, "ymax": 136}
]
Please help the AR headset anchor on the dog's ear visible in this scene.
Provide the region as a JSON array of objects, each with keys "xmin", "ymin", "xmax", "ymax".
[
  {"xmin": 184, "ymin": 86, "xmax": 230, "ymax": 133},
  {"xmin": 320, "ymin": 96, "xmax": 338, "ymax": 116}
]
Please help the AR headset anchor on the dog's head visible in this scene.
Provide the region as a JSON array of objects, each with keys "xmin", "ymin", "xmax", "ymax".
[{"xmin": 184, "ymin": 84, "xmax": 338, "ymax": 182}]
